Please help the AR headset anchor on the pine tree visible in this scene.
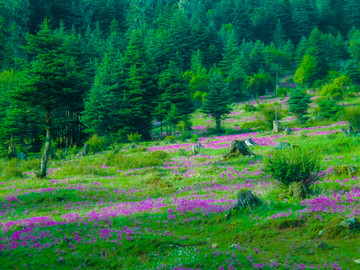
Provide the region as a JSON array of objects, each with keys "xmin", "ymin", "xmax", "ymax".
[
  {"xmin": 288, "ymin": 89, "xmax": 311, "ymax": 123},
  {"xmin": 13, "ymin": 19, "xmax": 82, "ymax": 178},
  {"xmin": 158, "ymin": 61, "xmax": 194, "ymax": 132},
  {"xmin": 82, "ymin": 51, "xmax": 124, "ymax": 137},
  {"xmin": 201, "ymin": 71, "xmax": 232, "ymax": 131}
]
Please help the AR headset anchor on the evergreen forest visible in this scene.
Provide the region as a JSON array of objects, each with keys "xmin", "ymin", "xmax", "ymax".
[{"xmin": 1, "ymin": 1, "xmax": 360, "ymax": 269}]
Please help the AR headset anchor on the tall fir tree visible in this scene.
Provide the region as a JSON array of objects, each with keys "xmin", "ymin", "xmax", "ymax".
[
  {"xmin": 13, "ymin": 19, "xmax": 82, "ymax": 178},
  {"xmin": 201, "ymin": 71, "xmax": 232, "ymax": 131}
]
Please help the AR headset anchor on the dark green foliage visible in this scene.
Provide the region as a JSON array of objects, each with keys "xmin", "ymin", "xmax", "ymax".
[
  {"xmin": 317, "ymin": 99, "xmax": 343, "ymax": 119},
  {"xmin": 201, "ymin": 72, "xmax": 232, "ymax": 130},
  {"xmin": 288, "ymin": 89, "xmax": 311, "ymax": 123},
  {"xmin": 264, "ymin": 147, "xmax": 321, "ymax": 187},
  {"xmin": 0, "ymin": 0, "xmax": 360, "ymax": 151}
]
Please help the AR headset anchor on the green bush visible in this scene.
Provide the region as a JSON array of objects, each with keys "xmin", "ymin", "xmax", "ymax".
[
  {"xmin": 264, "ymin": 147, "xmax": 321, "ymax": 187},
  {"xmin": 87, "ymin": 134, "xmax": 107, "ymax": 154},
  {"xmin": 243, "ymin": 103, "xmax": 258, "ymax": 112},
  {"xmin": 343, "ymin": 106, "xmax": 360, "ymax": 129},
  {"xmin": 257, "ymin": 103, "xmax": 283, "ymax": 130},
  {"xmin": 112, "ymin": 150, "xmax": 169, "ymax": 170},
  {"xmin": 163, "ymin": 135, "xmax": 176, "ymax": 144},
  {"xmin": 317, "ymin": 99, "xmax": 343, "ymax": 119},
  {"xmin": 190, "ymin": 133, "xmax": 199, "ymax": 143},
  {"xmin": 0, "ymin": 158, "xmax": 40, "ymax": 180},
  {"xmin": 127, "ymin": 132, "xmax": 142, "ymax": 143}
]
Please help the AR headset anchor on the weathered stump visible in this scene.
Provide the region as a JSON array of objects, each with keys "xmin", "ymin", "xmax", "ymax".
[
  {"xmin": 285, "ymin": 127, "xmax": 292, "ymax": 135},
  {"xmin": 192, "ymin": 143, "xmax": 203, "ymax": 155},
  {"xmin": 272, "ymin": 120, "xmax": 281, "ymax": 134},
  {"xmin": 225, "ymin": 190, "xmax": 262, "ymax": 220},
  {"xmin": 223, "ymin": 140, "xmax": 255, "ymax": 159},
  {"xmin": 76, "ymin": 143, "xmax": 90, "ymax": 157},
  {"xmin": 245, "ymin": 138, "xmax": 259, "ymax": 147}
]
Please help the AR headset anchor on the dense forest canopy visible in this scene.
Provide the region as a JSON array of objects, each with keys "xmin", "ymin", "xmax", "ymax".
[{"xmin": 0, "ymin": 0, "xmax": 360, "ymax": 156}]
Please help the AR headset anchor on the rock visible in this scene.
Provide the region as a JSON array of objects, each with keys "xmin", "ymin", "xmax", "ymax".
[
  {"xmin": 339, "ymin": 218, "xmax": 360, "ymax": 229},
  {"xmin": 315, "ymin": 242, "xmax": 330, "ymax": 250},
  {"xmin": 225, "ymin": 190, "xmax": 262, "ymax": 220},
  {"xmin": 17, "ymin": 152, "xmax": 27, "ymax": 161},
  {"xmin": 274, "ymin": 141, "xmax": 291, "ymax": 150}
]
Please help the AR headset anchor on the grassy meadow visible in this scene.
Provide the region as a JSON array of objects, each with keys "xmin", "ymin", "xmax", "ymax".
[{"xmin": 0, "ymin": 95, "xmax": 360, "ymax": 270}]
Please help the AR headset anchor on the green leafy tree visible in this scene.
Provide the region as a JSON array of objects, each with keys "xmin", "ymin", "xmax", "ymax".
[
  {"xmin": 201, "ymin": 72, "xmax": 232, "ymax": 131},
  {"xmin": 13, "ymin": 19, "xmax": 82, "ymax": 178},
  {"xmin": 288, "ymin": 89, "xmax": 311, "ymax": 123},
  {"xmin": 293, "ymin": 54, "xmax": 318, "ymax": 86}
]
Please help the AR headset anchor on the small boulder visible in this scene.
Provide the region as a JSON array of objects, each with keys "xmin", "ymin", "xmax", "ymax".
[
  {"xmin": 339, "ymin": 218, "xmax": 360, "ymax": 229},
  {"xmin": 274, "ymin": 141, "xmax": 291, "ymax": 150}
]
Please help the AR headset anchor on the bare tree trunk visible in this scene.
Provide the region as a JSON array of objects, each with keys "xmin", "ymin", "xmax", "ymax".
[{"xmin": 39, "ymin": 114, "xmax": 51, "ymax": 179}]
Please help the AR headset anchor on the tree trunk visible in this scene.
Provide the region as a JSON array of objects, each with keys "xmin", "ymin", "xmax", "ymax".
[
  {"xmin": 272, "ymin": 120, "xmax": 280, "ymax": 134},
  {"xmin": 223, "ymin": 140, "xmax": 255, "ymax": 159},
  {"xmin": 39, "ymin": 114, "xmax": 51, "ymax": 179},
  {"xmin": 216, "ymin": 117, "xmax": 221, "ymax": 131},
  {"xmin": 160, "ymin": 121, "xmax": 163, "ymax": 140}
]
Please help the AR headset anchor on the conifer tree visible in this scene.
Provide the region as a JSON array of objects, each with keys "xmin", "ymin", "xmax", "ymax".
[
  {"xmin": 201, "ymin": 71, "xmax": 232, "ymax": 131},
  {"xmin": 13, "ymin": 19, "xmax": 82, "ymax": 178},
  {"xmin": 288, "ymin": 89, "xmax": 311, "ymax": 123}
]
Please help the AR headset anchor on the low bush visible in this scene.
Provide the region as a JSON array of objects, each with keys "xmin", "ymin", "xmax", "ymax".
[
  {"xmin": 343, "ymin": 106, "xmax": 360, "ymax": 129},
  {"xmin": 112, "ymin": 150, "xmax": 169, "ymax": 170},
  {"xmin": 87, "ymin": 134, "xmax": 107, "ymax": 154},
  {"xmin": 264, "ymin": 147, "xmax": 321, "ymax": 187}
]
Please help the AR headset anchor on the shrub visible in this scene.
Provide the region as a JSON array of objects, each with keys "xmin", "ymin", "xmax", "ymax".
[
  {"xmin": 127, "ymin": 132, "xmax": 142, "ymax": 143},
  {"xmin": 257, "ymin": 104, "xmax": 283, "ymax": 130},
  {"xmin": 87, "ymin": 134, "xmax": 107, "ymax": 154},
  {"xmin": 163, "ymin": 135, "xmax": 176, "ymax": 144},
  {"xmin": 343, "ymin": 106, "xmax": 360, "ymax": 129},
  {"xmin": 243, "ymin": 103, "xmax": 258, "ymax": 112},
  {"xmin": 264, "ymin": 147, "xmax": 321, "ymax": 187},
  {"xmin": 190, "ymin": 134, "xmax": 199, "ymax": 143},
  {"xmin": 113, "ymin": 150, "xmax": 169, "ymax": 170},
  {"xmin": 317, "ymin": 98, "xmax": 343, "ymax": 119}
]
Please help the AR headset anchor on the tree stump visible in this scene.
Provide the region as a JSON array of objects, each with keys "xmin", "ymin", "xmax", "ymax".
[
  {"xmin": 285, "ymin": 127, "xmax": 292, "ymax": 135},
  {"xmin": 245, "ymin": 138, "xmax": 259, "ymax": 147},
  {"xmin": 272, "ymin": 120, "xmax": 281, "ymax": 134},
  {"xmin": 223, "ymin": 140, "xmax": 255, "ymax": 159},
  {"xmin": 76, "ymin": 143, "xmax": 90, "ymax": 157},
  {"xmin": 192, "ymin": 143, "xmax": 203, "ymax": 155},
  {"xmin": 225, "ymin": 190, "xmax": 262, "ymax": 220}
]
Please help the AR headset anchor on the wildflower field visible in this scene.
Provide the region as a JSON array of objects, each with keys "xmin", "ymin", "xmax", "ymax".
[{"xmin": 1, "ymin": 98, "xmax": 360, "ymax": 270}]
